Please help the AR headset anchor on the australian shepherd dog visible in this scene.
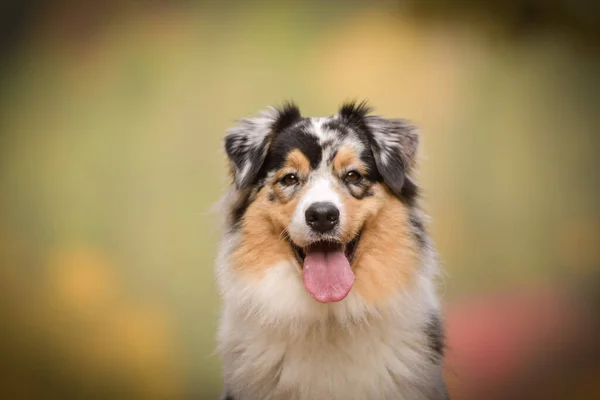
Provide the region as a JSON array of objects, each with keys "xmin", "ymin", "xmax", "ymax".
[{"xmin": 215, "ymin": 101, "xmax": 447, "ymax": 400}]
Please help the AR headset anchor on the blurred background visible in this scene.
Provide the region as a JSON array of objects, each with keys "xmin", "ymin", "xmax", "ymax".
[{"xmin": 0, "ymin": 1, "xmax": 599, "ymax": 399}]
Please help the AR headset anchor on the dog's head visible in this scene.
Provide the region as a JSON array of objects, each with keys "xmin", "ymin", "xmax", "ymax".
[{"xmin": 222, "ymin": 102, "xmax": 424, "ymax": 310}]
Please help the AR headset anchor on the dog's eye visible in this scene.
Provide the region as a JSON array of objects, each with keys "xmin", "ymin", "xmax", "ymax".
[
  {"xmin": 344, "ymin": 171, "xmax": 362, "ymax": 183},
  {"xmin": 281, "ymin": 174, "xmax": 299, "ymax": 186}
]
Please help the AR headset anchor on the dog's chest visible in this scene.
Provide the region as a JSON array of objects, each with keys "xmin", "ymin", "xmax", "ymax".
[{"xmin": 223, "ymin": 322, "xmax": 429, "ymax": 400}]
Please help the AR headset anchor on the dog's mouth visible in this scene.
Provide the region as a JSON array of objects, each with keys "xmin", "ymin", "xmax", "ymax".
[
  {"xmin": 289, "ymin": 232, "xmax": 361, "ymax": 304},
  {"xmin": 291, "ymin": 233, "xmax": 361, "ymax": 267}
]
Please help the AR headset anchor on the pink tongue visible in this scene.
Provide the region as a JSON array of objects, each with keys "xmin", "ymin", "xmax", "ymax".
[{"xmin": 303, "ymin": 248, "xmax": 355, "ymax": 303}]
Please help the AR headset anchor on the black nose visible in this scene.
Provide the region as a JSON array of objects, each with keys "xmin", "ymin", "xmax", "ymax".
[{"xmin": 305, "ymin": 202, "xmax": 340, "ymax": 233}]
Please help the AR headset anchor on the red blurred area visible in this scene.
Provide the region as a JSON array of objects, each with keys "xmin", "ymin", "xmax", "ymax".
[{"xmin": 444, "ymin": 285, "xmax": 599, "ymax": 399}]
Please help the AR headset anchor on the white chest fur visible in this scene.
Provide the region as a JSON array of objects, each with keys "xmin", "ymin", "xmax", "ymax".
[
  {"xmin": 220, "ymin": 319, "xmax": 443, "ymax": 400},
  {"xmin": 217, "ymin": 272, "xmax": 445, "ymax": 399}
]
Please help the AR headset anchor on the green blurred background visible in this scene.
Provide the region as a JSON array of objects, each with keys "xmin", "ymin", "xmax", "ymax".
[{"xmin": 0, "ymin": 1, "xmax": 599, "ymax": 399}]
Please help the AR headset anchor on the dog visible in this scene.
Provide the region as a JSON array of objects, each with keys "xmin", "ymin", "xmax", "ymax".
[{"xmin": 215, "ymin": 101, "xmax": 447, "ymax": 400}]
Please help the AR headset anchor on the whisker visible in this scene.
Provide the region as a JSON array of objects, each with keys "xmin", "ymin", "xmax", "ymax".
[{"xmin": 280, "ymin": 229, "xmax": 291, "ymax": 243}]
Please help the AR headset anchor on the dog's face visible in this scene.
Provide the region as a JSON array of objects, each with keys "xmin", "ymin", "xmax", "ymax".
[{"xmin": 222, "ymin": 102, "xmax": 423, "ymax": 310}]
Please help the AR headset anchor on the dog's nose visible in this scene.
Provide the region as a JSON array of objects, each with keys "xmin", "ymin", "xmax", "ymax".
[{"xmin": 305, "ymin": 202, "xmax": 339, "ymax": 233}]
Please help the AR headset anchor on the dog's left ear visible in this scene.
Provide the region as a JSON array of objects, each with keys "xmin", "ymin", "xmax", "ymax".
[
  {"xmin": 338, "ymin": 101, "xmax": 419, "ymax": 196},
  {"xmin": 225, "ymin": 103, "xmax": 302, "ymax": 189},
  {"xmin": 363, "ymin": 115, "xmax": 419, "ymax": 196}
]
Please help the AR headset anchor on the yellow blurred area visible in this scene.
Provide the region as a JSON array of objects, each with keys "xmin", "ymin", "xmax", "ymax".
[
  {"xmin": 46, "ymin": 249, "xmax": 120, "ymax": 312},
  {"xmin": 0, "ymin": 1, "xmax": 598, "ymax": 399}
]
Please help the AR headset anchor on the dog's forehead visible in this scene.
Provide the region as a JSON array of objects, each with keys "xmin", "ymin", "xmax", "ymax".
[{"xmin": 266, "ymin": 116, "xmax": 365, "ymax": 170}]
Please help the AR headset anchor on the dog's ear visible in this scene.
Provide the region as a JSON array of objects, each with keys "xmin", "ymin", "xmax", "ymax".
[
  {"xmin": 225, "ymin": 103, "xmax": 302, "ymax": 189},
  {"xmin": 338, "ymin": 101, "xmax": 419, "ymax": 196},
  {"xmin": 363, "ymin": 115, "xmax": 419, "ymax": 196}
]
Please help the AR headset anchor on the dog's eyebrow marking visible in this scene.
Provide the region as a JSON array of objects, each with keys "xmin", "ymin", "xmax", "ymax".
[
  {"xmin": 284, "ymin": 149, "xmax": 311, "ymax": 176},
  {"xmin": 332, "ymin": 147, "xmax": 366, "ymax": 174}
]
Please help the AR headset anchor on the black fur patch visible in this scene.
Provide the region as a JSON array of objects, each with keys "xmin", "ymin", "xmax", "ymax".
[
  {"xmin": 400, "ymin": 177, "xmax": 419, "ymax": 206},
  {"xmin": 425, "ymin": 314, "xmax": 445, "ymax": 361},
  {"xmin": 339, "ymin": 100, "xmax": 372, "ymax": 129},
  {"xmin": 272, "ymin": 101, "xmax": 302, "ymax": 133},
  {"xmin": 261, "ymin": 128, "xmax": 323, "ymax": 174},
  {"xmin": 359, "ymin": 148, "xmax": 383, "ymax": 183},
  {"xmin": 408, "ymin": 210, "xmax": 426, "ymax": 248},
  {"xmin": 230, "ymin": 191, "xmax": 252, "ymax": 228}
]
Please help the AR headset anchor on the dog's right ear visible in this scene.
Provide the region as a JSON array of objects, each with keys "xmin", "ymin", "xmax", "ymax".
[{"xmin": 224, "ymin": 103, "xmax": 302, "ymax": 189}]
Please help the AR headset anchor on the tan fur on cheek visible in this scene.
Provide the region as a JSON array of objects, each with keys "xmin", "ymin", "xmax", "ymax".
[
  {"xmin": 233, "ymin": 149, "xmax": 311, "ymax": 275},
  {"xmin": 338, "ymin": 185, "xmax": 384, "ymax": 243},
  {"xmin": 231, "ymin": 189, "xmax": 302, "ymax": 276},
  {"xmin": 352, "ymin": 191, "xmax": 420, "ymax": 304}
]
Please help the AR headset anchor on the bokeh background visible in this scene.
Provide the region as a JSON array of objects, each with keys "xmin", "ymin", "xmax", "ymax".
[{"xmin": 1, "ymin": 1, "xmax": 599, "ymax": 399}]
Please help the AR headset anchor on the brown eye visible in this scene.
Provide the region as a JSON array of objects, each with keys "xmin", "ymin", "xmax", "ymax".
[
  {"xmin": 345, "ymin": 171, "xmax": 362, "ymax": 183},
  {"xmin": 281, "ymin": 173, "xmax": 299, "ymax": 186}
]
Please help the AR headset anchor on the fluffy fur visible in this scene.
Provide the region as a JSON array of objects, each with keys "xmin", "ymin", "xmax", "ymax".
[{"xmin": 215, "ymin": 102, "xmax": 447, "ymax": 400}]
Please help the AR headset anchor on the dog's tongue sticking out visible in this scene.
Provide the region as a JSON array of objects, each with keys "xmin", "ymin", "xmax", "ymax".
[{"xmin": 303, "ymin": 245, "xmax": 354, "ymax": 303}]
